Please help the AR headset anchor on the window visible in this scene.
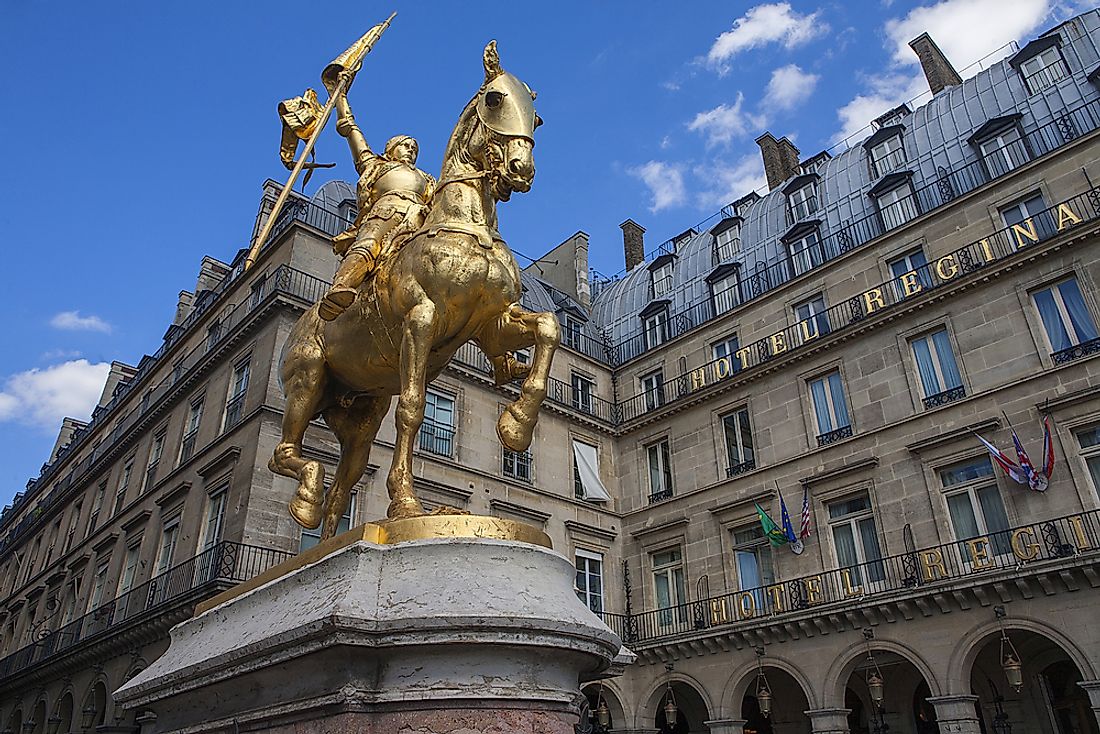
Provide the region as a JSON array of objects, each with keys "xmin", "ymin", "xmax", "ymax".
[
  {"xmin": 640, "ymin": 370, "xmax": 664, "ymax": 411},
  {"xmin": 419, "ymin": 390, "xmax": 456, "ymax": 456},
  {"xmin": 910, "ymin": 329, "xmax": 964, "ymax": 405},
  {"xmin": 572, "ymin": 440, "xmax": 611, "ymax": 501},
  {"xmin": 788, "ymin": 229, "xmax": 824, "ymax": 276},
  {"xmin": 86, "ymin": 483, "xmax": 106, "ymax": 539},
  {"xmin": 202, "ymin": 490, "xmax": 228, "ymax": 551},
  {"xmin": 179, "ymin": 398, "xmax": 204, "ymax": 465},
  {"xmin": 652, "ymin": 548, "xmax": 687, "ymax": 625},
  {"xmin": 870, "ymin": 135, "xmax": 905, "ymax": 177},
  {"xmin": 711, "ymin": 272, "xmax": 740, "ymax": 314},
  {"xmin": 979, "ymin": 127, "xmax": 1028, "ymax": 178},
  {"xmin": 300, "ymin": 491, "xmax": 355, "ymax": 552},
  {"xmin": 787, "ymin": 183, "xmax": 817, "ymax": 221},
  {"xmin": 113, "ymin": 457, "xmax": 134, "ymax": 516},
  {"xmin": 827, "ymin": 494, "xmax": 885, "ymax": 586},
  {"xmin": 722, "ymin": 408, "xmax": 755, "ymax": 476},
  {"xmin": 808, "ymin": 371, "xmax": 851, "ymax": 443},
  {"xmin": 1019, "ymin": 45, "xmax": 1068, "ymax": 93},
  {"xmin": 715, "ymin": 225, "xmax": 741, "ymax": 261},
  {"xmin": 941, "ymin": 457, "xmax": 1012, "ymax": 557},
  {"xmin": 732, "ymin": 525, "xmax": 775, "ymax": 609},
  {"xmin": 144, "ymin": 430, "xmax": 166, "ymax": 492},
  {"xmin": 876, "ymin": 182, "xmax": 919, "ymax": 230},
  {"xmin": 646, "ymin": 438, "xmax": 673, "ymax": 501},
  {"xmin": 87, "ymin": 560, "xmax": 110, "ymax": 613},
  {"xmin": 562, "ymin": 316, "xmax": 582, "ymax": 350},
  {"xmin": 223, "ymin": 360, "xmax": 250, "ymax": 431},
  {"xmin": 888, "ymin": 248, "xmax": 930, "ymax": 298},
  {"xmin": 60, "ymin": 576, "xmax": 81, "ymax": 626},
  {"xmin": 1032, "ymin": 277, "xmax": 1099, "ymax": 356},
  {"xmin": 249, "ymin": 275, "xmax": 267, "ymax": 309},
  {"xmin": 1076, "ymin": 425, "xmax": 1100, "ymax": 500},
  {"xmin": 793, "ymin": 293, "xmax": 831, "ymax": 338},
  {"xmin": 652, "ymin": 261, "xmax": 674, "ymax": 297},
  {"xmin": 571, "ymin": 373, "xmax": 594, "ymax": 414},
  {"xmin": 712, "ymin": 335, "xmax": 742, "ymax": 373},
  {"xmin": 63, "ymin": 502, "xmax": 81, "ymax": 554},
  {"xmin": 643, "ymin": 310, "xmax": 668, "ymax": 350},
  {"xmin": 117, "ymin": 544, "xmax": 141, "ymax": 599},
  {"xmin": 206, "ymin": 320, "xmax": 222, "ymax": 352},
  {"xmin": 1000, "ymin": 192, "xmax": 1056, "ymax": 242},
  {"xmin": 574, "ymin": 549, "xmax": 604, "ymax": 614},
  {"xmin": 502, "ymin": 448, "xmax": 532, "ymax": 483},
  {"xmin": 155, "ymin": 517, "xmax": 180, "ymax": 576}
]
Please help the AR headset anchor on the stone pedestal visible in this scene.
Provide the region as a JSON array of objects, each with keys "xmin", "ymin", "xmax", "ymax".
[
  {"xmin": 115, "ymin": 536, "xmax": 624, "ymax": 734},
  {"xmin": 806, "ymin": 708, "xmax": 851, "ymax": 733},
  {"xmin": 704, "ymin": 718, "xmax": 747, "ymax": 733},
  {"xmin": 927, "ymin": 695, "xmax": 982, "ymax": 734},
  {"xmin": 1079, "ymin": 680, "xmax": 1100, "ymax": 727}
]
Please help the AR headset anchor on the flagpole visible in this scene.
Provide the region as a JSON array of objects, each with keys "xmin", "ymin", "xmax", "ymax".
[{"xmin": 244, "ymin": 13, "xmax": 397, "ymax": 271}]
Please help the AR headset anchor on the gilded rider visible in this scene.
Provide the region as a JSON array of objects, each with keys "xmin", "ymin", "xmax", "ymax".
[{"xmin": 318, "ymin": 73, "xmax": 436, "ymax": 321}]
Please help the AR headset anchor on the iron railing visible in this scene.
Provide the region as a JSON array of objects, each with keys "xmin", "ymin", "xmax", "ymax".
[
  {"xmin": 817, "ymin": 425, "xmax": 854, "ymax": 447},
  {"xmin": 417, "ymin": 420, "xmax": 456, "ymax": 457},
  {"xmin": 1052, "ymin": 336, "xmax": 1100, "ymax": 364},
  {"xmin": 0, "ymin": 541, "xmax": 292, "ymax": 681},
  {"xmin": 605, "ymin": 509, "xmax": 1100, "ymax": 645},
  {"xmin": 923, "ymin": 385, "xmax": 967, "ymax": 409},
  {"xmin": 726, "ymin": 459, "xmax": 756, "ymax": 478},
  {"xmin": 871, "ymin": 146, "xmax": 908, "ymax": 178},
  {"xmin": 502, "ymin": 449, "xmax": 533, "ymax": 483},
  {"xmin": 608, "ymin": 96, "xmax": 1100, "ymax": 368}
]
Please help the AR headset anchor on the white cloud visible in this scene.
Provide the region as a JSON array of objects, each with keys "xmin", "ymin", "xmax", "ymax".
[
  {"xmin": 885, "ymin": 0, "xmax": 1049, "ymax": 68},
  {"xmin": 834, "ymin": 72, "xmax": 928, "ymax": 143},
  {"xmin": 0, "ymin": 360, "xmax": 110, "ymax": 429},
  {"xmin": 707, "ymin": 3, "xmax": 828, "ymax": 72},
  {"xmin": 694, "ymin": 155, "xmax": 768, "ymax": 209},
  {"xmin": 765, "ymin": 64, "xmax": 820, "ymax": 111},
  {"xmin": 687, "ymin": 94, "xmax": 767, "ymax": 147},
  {"xmin": 50, "ymin": 310, "xmax": 112, "ymax": 334},
  {"xmin": 629, "ymin": 161, "xmax": 688, "ymax": 212}
]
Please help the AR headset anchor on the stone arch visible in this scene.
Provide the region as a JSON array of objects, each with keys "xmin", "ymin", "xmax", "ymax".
[
  {"xmin": 823, "ymin": 637, "xmax": 942, "ymax": 709},
  {"xmin": 720, "ymin": 654, "xmax": 819, "ymax": 716},
  {"xmin": 640, "ymin": 672, "xmax": 714, "ymax": 734},
  {"xmin": 582, "ymin": 681, "xmax": 627, "ymax": 731},
  {"xmin": 30, "ymin": 697, "xmax": 48, "ymax": 734},
  {"xmin": 6, "ymin": 705, "xmax": 23, "ymax": 734},
  {"xmin": 947, "ymin": 615, "xmax": 1098, "ymax": 694},
  {"xmin": 53, "ymin": 689, "xmax": 75, "ymax": 734},
  {"xmin": 81, "ymin": 676, "xmax": 110, "ymax": 730}
]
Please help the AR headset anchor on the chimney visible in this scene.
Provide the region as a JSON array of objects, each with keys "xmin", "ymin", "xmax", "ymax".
[
  {"xmin": 909, "ymin": 33, "xmax": 963, "ymax": 95},
  {"xmin": 756, "ymin": 132, "xmax": 801, "ymax": 190},
  {"xmin": 621, "ymin": 219, "xmax": 646, "ymax": 271}
]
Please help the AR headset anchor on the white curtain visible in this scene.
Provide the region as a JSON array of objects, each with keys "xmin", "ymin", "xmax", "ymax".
[{"xmin": 573, "ymin": 441, "xmax": 611, "ymax": 501}]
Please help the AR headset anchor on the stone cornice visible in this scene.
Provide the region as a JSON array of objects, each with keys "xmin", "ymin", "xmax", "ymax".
[
  {"xmin": 905, "ymin": 418, "xmax": 1001, "ymax": 454},
  {"xmin": 799, "ymin": 457, "xmax": 879, "ymax": 486}
]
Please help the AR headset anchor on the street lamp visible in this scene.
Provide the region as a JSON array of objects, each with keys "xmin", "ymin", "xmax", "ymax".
[
  {"xmin": 46, "ymin": 717, "xmax": 62, "ymax": 734},
  {"xmin": 863, "ymin": 629, "xmax": 886, "ymax": 709},
  {"xmin": 596, "ymin": 700, "xmax": 610, "ymax": 728},
  {"xmin": 755, "ymin": 647, "xmax": 773, "ymax": 718},
  {"xmin": 663, "ymin": 679, "xmax": 678, "ymax": 728},
  {"xmin": 995, "ymin": 606, "xmax": 1023, "ymax": 693},
  {"xmin": 80, "ymin": 705, "xmax": 96, "ymax": 732}
]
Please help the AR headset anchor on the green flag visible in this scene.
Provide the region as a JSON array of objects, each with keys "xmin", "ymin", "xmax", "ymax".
[{"xmin": 755, "ymin": 503, "xmax": 788, "ymax": 547}]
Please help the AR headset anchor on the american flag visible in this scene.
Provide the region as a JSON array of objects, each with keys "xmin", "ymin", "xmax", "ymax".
[
  {"xmin": 974, "ymin": 433, "xmax": 1026, "ymax": 485},
  {"xmin": 799, "ymin": 485, "xmax": 812, "ymax": 540}
]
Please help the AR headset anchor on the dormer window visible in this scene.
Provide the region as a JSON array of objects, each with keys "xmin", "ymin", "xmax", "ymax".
[
  {"xmin": 869, "ymin": 173, "xmax": 919, "ymax": 231},
  {"xmin": 870, "ymin": 135, "xmax": 904, "ymax": 177},
  {"xmin": 639, "ymin": 300, "xmax": 671, "ymax": 350},
  {"xmin": 782, "ymin": 223, "xmax": 824, "ymax": 277},
  {"xmin": 648, "ymin": 254, "xmax": 676, "ymax": 298},
  {"xmin": 711, "ymin": 217, "xmax": 742, "ymax": 263},
  {"xmin": 969, "ymin": 114, "xmax": 1030, "ymax": 179},
  {"xmin": 1011, "ymin": 36, "xmax": 1068, "ymax": 94},
  {"xmin": 707, "ymin": 264, "xmax": 741, "ymax": 315},
  {"xmin": 783, "ymin": 173, "xmax": 820, "ymax": 225}
]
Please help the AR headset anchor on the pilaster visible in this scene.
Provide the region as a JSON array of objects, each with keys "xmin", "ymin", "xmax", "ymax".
[{"xmin": 927, "ymin": 695, "xmax": 981, "ymax": 734}]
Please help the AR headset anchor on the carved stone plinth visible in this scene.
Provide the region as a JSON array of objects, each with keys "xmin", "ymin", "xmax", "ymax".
[{"xmin": 115, "ymin": 536, "xmax": 625, "ymax": 734}]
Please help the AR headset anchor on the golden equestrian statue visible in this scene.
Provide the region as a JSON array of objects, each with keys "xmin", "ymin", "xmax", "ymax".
[{"xmin": 265, "ymin": 29, "xmax": 555, "ymax": 538}]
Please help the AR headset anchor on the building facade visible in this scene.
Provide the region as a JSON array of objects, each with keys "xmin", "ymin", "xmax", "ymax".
[{"xmin": 4, "ymin": 11, "xmax": 1100, "ymax": 734}]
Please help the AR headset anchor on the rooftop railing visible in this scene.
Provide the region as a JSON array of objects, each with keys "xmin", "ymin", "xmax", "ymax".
[
  {"xmin": 0, "ymin": 541, "xmax": 292, "ymax": 682},
  {"xmin": 602, "ymin": 508, "xmax": 1100, "ymax": 645}
]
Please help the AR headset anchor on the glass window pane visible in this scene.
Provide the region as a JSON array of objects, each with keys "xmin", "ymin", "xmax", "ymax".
[
  {"xmin": 827, "ymin": 372, "xmax": 850, "ymax": 427},
  {"xmin": 810, "ymin": 378, "xmax": 832, "ymax": 434},
  {"xmin": 911, "ymin": 336, "xmax": 941, "ymax": 397},
  {"xmin": 736, "ymin": 550, "xmax": 761, "ymax": 590},
  {"xmin": 940, "ymin": 457, "xmax": 994, "ymax": 487},
  {"xmin": 930, "ymin": 330, "xmax": 963, "ymax": 390},
  {"xmin": 1078, "ymin": 426, "xmax": 1100, "ymax": 449},
  {"xmin": 1087, "ymin": 455, "xmax": 1100, "ymax": 499},
  {"xmin": 947, "ymin": 492, "xmax": 981, "ymax": 539},
  {"xmin": 1057, "ymin": 279, "xmax": 1099, "ymax": 343},
  {"xmin": 832, "ymin": 524, "xmax": 859, "ymax": 568},
  {"xmin": 1034, "ymin": 287, "xmax": 1072, "ymax": 351}
]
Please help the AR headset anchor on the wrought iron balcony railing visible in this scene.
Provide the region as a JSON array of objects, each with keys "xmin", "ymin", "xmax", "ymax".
[
  {"xmin": 648, "ymin": 489, "xmax": 674, "ymax": 505},
  {"xmin": 816, "ymin": 425, "xmax": 853, "ymax": 447},
  {"xmin": 923, "ymin": 385, "xmax": 967, "ymax": 409},
  {"xmin": 726, "ymin": 459, "xmax": 756, "ymax": 478},
  {"xmin": 1052, "ymin": 337, "xmax": 1100, "ymax": 364},
  {"xmin": 0, "ymin": 541, "xmax": 292, "ymax": 682},
  {"xmin": 602, "ymin": 508, "xmax": 1100, "ymax": 646}
]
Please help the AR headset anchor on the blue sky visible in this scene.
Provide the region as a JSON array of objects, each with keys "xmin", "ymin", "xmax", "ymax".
[{"xmin": 0, "ymin": 0, "xmax": 1087, "ymax": 508}]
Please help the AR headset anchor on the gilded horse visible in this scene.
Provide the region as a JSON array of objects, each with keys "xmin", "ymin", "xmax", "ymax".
[{"xmin": 270, "ymin": 42, "xmax": 558, "ymax": 538}]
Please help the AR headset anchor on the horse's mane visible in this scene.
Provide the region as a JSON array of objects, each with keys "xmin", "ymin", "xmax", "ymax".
[{"xmin": 438, "ymin": 94, "xmax": 482, "ymax": 178}]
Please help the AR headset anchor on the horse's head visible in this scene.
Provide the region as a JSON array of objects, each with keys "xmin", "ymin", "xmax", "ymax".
[{"xmin": 471, "ymin": 41, "xmax": 541, "ymax": 201}]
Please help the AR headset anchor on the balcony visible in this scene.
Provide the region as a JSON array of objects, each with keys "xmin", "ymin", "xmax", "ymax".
[
  {"xmin": 726, "ymin": 459, "xmax": 756, "ymax": 478},
  {"xmin": 1052, "ymin": 337, "xmax": 1100, "ymax": 364},
  {"xmin": 603, "ymin": 509, "xmax": 1100, "ymax": 645},
  {"xmin": 816, "ymin": 425, "xmax": 853, "ymax": 447},
  {"xmin": 502, "ymin": 450, "xmax": 532, "ymax": 483},
  {"xmin": 922, "ymin": 385, "xmax": 966, "ymax": 409},
  {"xmin": 417, "ymin": 420, "xmax": 455, "ymax": 457},
  {"xmin": 648, "ymin": 489, "xmax": 674, "ymax": 504},
  {"xmin": 0, "ymin": 541, "xmax": 292, "ymax": 683},
  {"xmin": 871, "ymin": 146, "xmax": 907, "ymax": 178}
]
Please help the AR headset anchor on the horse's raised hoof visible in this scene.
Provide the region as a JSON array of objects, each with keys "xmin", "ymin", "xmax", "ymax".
[
  {"xmin": 387, "ymin": 496, "xmax": 426, "ymax": 520},
  {"xmin": 318, "ymin": 288, "xmax": 356, "ymax": 321},
  {"xmin": 496, "ymin": 405, "xmax": 534, "ymax": 452},
  {"xmin": 287, "ymin": 460, "xmax": 325, "ymax": 530}
]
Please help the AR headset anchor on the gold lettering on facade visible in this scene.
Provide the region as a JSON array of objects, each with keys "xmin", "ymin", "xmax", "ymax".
[
  {"xmin": 799, "ymin": 318, "xmax": 820, "ymax": 343},
  {"xmin": 841, "ymin": 568, "xmax": 863, "ymax": 597},
  {"xmin": 709, "ymin": 597, "xmax": 730, "ymax": 624},
  {"xmin": 966, "ymin": 537, "xmax": 993, "ymax": 570},
  {"xmin": 767, "ymin": 584, "xmax": 785, "ymax": 613},
  {"xmin": 690, "ymin": 367, "xmax": 706, "ymax": 391},
  {"xmin": 862, "ymin": 288, "xmax": 886, "ymax": 314},
  {"xmin": 1057, "ymin": 203, "xmax": 1082, "ymax": 230},
  {"xmin": 770, "ymin": 332, "xmax": 788, "ymax": 355},
  {"xmin": 804, "ymin": 576, "xmax": 823, "ymax": 604},
  {"xmin": 735, "ymin": 347, "xmax": 753, "ymax": 369},
  {"xmin": 921, "ymin": 549, "xmax": 947, "ymax": 581},
  {"xmin": 715, "ymin": 357, "xmax": 732, "ymax": 379},
  {"xmin": 1069, "ymin": 515, "xmax": 1091, "ymax": 550},
  {"xmin": 901, "ymin": 272, "xmax": 923, "ymax": 296},
  {"xmin": 935, "ymin": 255, "xmax": 959, "ymax": 280},
  {"xmin": 737, "ymin": 591, "xmax": 757, "ymax": 619},
  {"xmin": 978, "ymin": 238, "xmax": 996, "ymax": 263},
  {"xmin": 1011, "ymin": 528, "xmax": 1040, "ymax": 561},
  {"xmin": 1011, "ymin": 219, "xmax": 1039, "ymax": 249}
]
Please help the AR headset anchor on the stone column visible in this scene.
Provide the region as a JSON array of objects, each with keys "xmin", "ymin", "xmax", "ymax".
[
  {"xmin": 1079, "ymin": 680, "xmax": 1100, "ymax": 728},
  {"xmin": 806, "ymin": 708, "xmax": 851, "ymax": 733},
  {"xmin": 115, "ymin": 537, "xmax": 626, "ymax": 734},
  {"xmin": 704, "ymin": 719, "xmax": 747, "ymax": 734},
  {"xmin": 927, "ymin": 695, "xmax": 982, "ymax": 734}
]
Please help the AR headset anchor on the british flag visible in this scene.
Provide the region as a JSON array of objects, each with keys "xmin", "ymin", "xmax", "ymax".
[
  {"xmin": 1011, "ymin": 428, "xmax": 1048, "ymax": 492},
  {"xmin": 974, "ymin": 433, "xmax": 1026, "ymax": 485}
]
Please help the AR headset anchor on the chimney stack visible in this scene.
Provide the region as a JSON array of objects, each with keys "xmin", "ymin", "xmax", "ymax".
[
  {"xmin": 909, "ymin": 33, "xmax": 963, "ymax": 95},
  {"xmin": 756, "ymin": 132, "xmax": 801, "ymax": 191},
  {"xmin": 621, "ymin": 219, "xmax": 646, "ymax": 271}
]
